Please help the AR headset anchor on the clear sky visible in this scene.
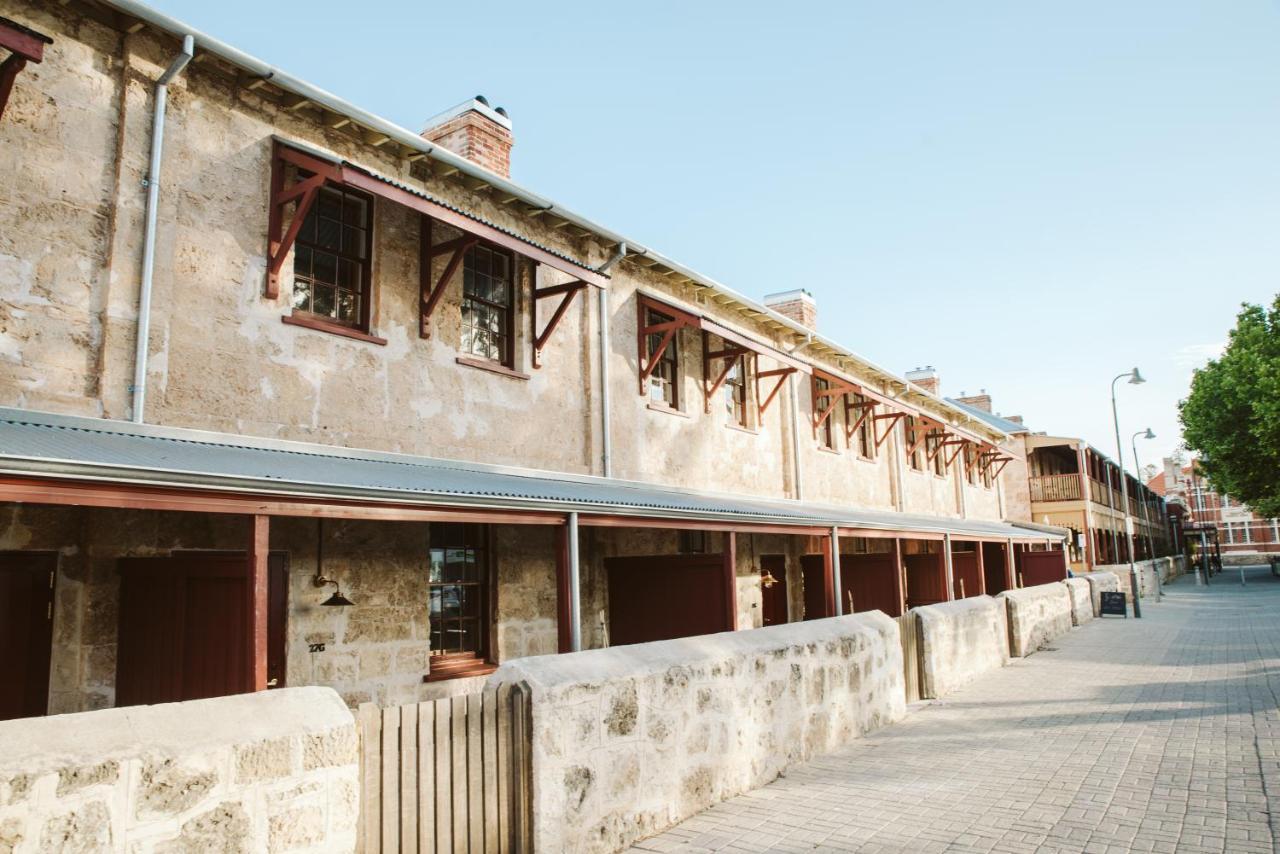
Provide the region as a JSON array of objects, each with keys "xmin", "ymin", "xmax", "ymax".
[{"xmin": 149, "ymin": 0, "xmax": 1280, "ymax": 478}]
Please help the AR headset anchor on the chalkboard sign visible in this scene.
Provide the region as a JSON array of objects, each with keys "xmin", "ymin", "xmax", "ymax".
[{"xmin": 1099, "ymin": 591, "xmax": 1127, "ymax": 617}]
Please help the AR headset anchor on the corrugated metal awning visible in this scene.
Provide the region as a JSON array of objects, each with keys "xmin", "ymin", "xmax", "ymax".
[{"xmin": 0, "ymin": 408, "xmax": 1060, "ymax": 541}]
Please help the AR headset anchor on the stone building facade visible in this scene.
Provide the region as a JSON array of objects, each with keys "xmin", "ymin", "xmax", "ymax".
[{"xmin": 0, "ymin": 0, "xmax": 1067, "ymax": 720}]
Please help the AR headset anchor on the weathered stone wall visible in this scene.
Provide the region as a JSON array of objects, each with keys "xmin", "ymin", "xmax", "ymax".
[
  {"xmin": 0, "ymin": 0, "xmax": 1014, "ymax": 526},
  {"xmin": 1095, "ymin": 559, "xmax": 1171, "ymax": 599},
  {"xmin": 998, "ymin": 582, "xmax": 1074, "ymax": 657},
  {"xmin": 1075, "ymin": 571, "xmax": 1120, "ymax": 615},
  {"xmin": 914, "ymin": 596, "xmax": 1009, "ymax": 699},
  {"xmin": 0, "ymin": 687, "xmax": 357, "ymax": 853},
  {"xmin": 1063, "ymin": 577, "xmax": 1093, "ymax": 626},
  {"xmin": 490, "ymin": 613, "xmax": 905, "ymax": 853}
]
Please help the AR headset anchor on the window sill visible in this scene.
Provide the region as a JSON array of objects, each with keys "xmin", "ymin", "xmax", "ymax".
[
  {"xmin": 423, "ymin": 657, "xmax": 498, "ymax": 682},
  {"xmin": 724, "ymin": 422, "xmax": 758, "ymax": 436},
  {"xmin": 647, "ymin": 402, "xmax": 690, "ymax": 419},
  {"xmin": 456, "ymin": 356, "xmax": 530, "ymax": 380},
  {"xmin": 282, "ymin": 313, "xmax": 386, "ymax": 345},
  {"xmin": 815, "ymin": 445, "xmax": 840, "ymax": 456}
]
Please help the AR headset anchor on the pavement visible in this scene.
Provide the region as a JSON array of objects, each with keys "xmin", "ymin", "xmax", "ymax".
[{"xmin": 629, "ymin": 565, "xmax": 1280, "ymax": 854}]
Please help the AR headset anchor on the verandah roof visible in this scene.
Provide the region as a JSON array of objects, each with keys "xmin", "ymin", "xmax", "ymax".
[{"xmin": 0, "ymin": 408, "xmax": 1062, "ymax": 542}]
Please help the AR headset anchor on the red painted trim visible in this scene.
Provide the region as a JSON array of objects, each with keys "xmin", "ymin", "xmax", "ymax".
[
  {"xmin": 248, "ymin": 515, "xmax": 269, "ymax": 692},
  {"xmin": 723, "ymin": 532, "xmax": 738, "ymax": 631}
]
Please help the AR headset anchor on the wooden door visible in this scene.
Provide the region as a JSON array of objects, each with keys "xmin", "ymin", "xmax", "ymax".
[
  {"xmin": 606, "ymin": 554, "xmax": 729, "ymax": 646},
  {"xmin": 951, "ymin": 551, "xmax": 981, "ymax": 599},
  {"xmin": 0, "ymin": 553, "xmax": 56, "ymax": 721},
  {"xmin": 117, "ymin": 552, "xmax": 287, "ymax": 706},
  {"xmin": 904, "ymin": 552, "xmax": 947, "ymax": 607},
  {"xmin": 982, "ymin": 542, "xmax": 1008, "ymax": 594},
  {"xmin": 760, "ymin": 555, "xmax": 788, "ymax": 626},
  {"xmin": 841, "ymin": 553, "xmax": 901, "ymax": 617},
  {"xmin": 800, "ymin": 554, "xmax": 828, "ymax": 620},
  {"xmin": 1017, "ymin": 549, "xmax": 1068, "ymax": 586}
]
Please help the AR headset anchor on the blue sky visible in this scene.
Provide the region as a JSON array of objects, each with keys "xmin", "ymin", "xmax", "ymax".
[{"xmin": 150, "ymin": 0, "xmax": 1280, "ymax": 478}]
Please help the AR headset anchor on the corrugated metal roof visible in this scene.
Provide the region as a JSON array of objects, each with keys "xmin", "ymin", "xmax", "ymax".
[{"xmin": 0, "ymin": 408, "xmax": 1059, "ymax": 540}]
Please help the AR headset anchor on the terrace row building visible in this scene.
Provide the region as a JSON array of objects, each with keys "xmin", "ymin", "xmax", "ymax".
[
  {"xmin": 0, "ymin": 0, "xmax": 1170, "ymax": 722},
  {"xmin": 1149, "ymin": 459, "xmax": 1280, "ymax": 556}
]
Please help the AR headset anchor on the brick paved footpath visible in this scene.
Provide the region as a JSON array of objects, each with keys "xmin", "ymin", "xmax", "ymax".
[{"xmin": 630, "ymin": 565, "xmax": 1280, "ymax": 854}]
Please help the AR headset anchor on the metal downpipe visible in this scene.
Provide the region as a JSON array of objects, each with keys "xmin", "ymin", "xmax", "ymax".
[
  {"xmin": 597, "ymin": 244, "xmax": 625, "ymax": 478},
  {"xmin": 568, "ymin": 511, "xmax": 582, "ymax": 652},
  {"xmin": 131, "ymin": 34, "xmax": 194, "ymax": 423}
]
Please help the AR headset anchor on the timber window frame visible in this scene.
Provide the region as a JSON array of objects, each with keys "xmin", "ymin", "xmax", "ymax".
[
  {"xmin": 460, "ymin": 242, "xmax": 516, "ymax": 368},
  {"xmin": 723, "ymin": 353, "xmax": 749, "ymax": 428},
  {"xmin": 426, "ymin": 523, "xmax": 495, "ymax": 680},
  {"xmin": 846, "ymin": 393, "xmax": 876, "ymax": 460},
  {"xmin": 642, "ymin": 307, "xmax": 682, "ymax": 410},
  {"xmin": 814, "ymin": 377, "xmax": 839, "ymax": 451},
  {"xmin": 289, "ymin": 181, "xmax": 374, "ymax": 332},
  {"xmin": 904, "ymin": 417, "xmax": 924, "ymax": 471}
]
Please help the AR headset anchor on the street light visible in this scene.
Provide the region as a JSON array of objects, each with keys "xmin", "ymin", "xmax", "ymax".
[
  {"xmin": 1111, "ymin": 368, "xmax": 1144, "ymax": 617},
  {"xmin": 1132, "ymin": 427, "xmax": 1159, "ymax": 598}
]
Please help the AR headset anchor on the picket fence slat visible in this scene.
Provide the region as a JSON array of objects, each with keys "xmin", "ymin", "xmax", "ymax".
[{"xmin": 434, "ymin": 697, "xmax": 451, "ymax": 854}]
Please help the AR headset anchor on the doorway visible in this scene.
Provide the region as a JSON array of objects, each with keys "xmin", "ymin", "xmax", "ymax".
[
  {"xmin": 605, "ymin": 554, "xmax": 729, "ymax": 646},
  {"xmin": 759, "ymin": 555, "xmax": 788, "ymax": 626},
  {"xmin": 116, "ymin": 552, "xmax": 287, "ymax": 707},
  {"xmin": 0, "ymin": 552, "xmax": 57, "ymax": 722}
]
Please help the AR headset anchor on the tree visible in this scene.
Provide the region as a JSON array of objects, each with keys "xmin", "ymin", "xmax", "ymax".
[{"xmin": 1179, "ymin": 295, "xmax": 1280, "ymax": 517}]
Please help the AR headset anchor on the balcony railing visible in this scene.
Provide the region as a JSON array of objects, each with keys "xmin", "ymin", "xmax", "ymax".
[
  {"xmin": 1087, "ymin": 477, "xmax": 1112, "ymax": 507},
  {"xmin": 1029, "ymin": 473, "xmax": 1083, "ymax": 503}
]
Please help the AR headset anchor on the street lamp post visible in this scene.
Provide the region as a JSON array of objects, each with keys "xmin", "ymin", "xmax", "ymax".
[
  {"xmin": 1111, "ymin": 368, "xmax": 1145, "ymax": 618},
  {"xmin": 1132, "ymin": 428, "xmax": 1156, "ymax": 559}
]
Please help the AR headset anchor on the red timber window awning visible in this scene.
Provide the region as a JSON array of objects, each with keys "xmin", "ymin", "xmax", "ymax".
[
  {"xmin": 0, "ymin": 16, "xmax": 51, "ymax": 121},
  {"xmin": 266, "ymin": 141, "xmax": 607, "ymax": 365},
  {"xmin": 635, "ymin": 293, "xmax": 812, "ymax": 415}
]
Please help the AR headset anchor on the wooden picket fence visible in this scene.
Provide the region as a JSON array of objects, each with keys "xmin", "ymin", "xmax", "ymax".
[
  {"xmin": 896, "ymin": 611, "xmax": 922, "ymax": 704},
  {"xmin": 357, "ymin": 683, "xmax": 533, "ymax": 853}
]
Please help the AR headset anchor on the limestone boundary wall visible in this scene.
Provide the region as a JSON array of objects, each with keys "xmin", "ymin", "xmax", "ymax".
[
  {"xmin": 914, "ymin": 597, "xmax": 1009, "ymax": 699},
  {"xmin": 999, "ymin": 582, "xmax": 1074, "ymax": 657},
  {"xmin": 489, "ymin": 613, "xmax": 906, "ymax": 854},
  {"xmin": 1096, "ymin": 557, "xmax": 1184, "ymax": 598},
  {"xmin": 1076, "ymin": 571, "xmax": 1120, "ymax": 615},
  {"xmin": 0, "ymin": 687, "xmax": 357, "ymax": 853},
  {"xmin": 1063, "ymin": 578, "xmax": 1094, "ymax": 625}
]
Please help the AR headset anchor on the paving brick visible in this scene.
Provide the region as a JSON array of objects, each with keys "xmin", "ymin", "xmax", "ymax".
[{"xmin": 628, "ymin": 568, "xmax": 1280, "ymax": 853}]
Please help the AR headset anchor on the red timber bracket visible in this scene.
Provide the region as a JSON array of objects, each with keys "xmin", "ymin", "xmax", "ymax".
[
  {"xmin": 755, "ymin": 363, "xmax": 796, "ymax": 419},
  {"xmin": 637, "ymin": 294, "xmax": 699, "ymax": 395},
  {"xmin": 811, "ymin": 370, "xmax": 855, "ymax": 437},
  {"xmin": 942, "ymin": 437, "xmax": 970, "ymax": 468},
  {"xmin": 0, "ymin": 17, "xmax": 50, "ymax": 121},
  {"xmin": 922, "ymin": 420, "xmax": 952, "ymax": 465},
  {"xmin": 701, "ymin": 333, "xmax": 749, "ymax": 413},
  {"xmin": 265, "ymin": 140, "xmax": 607, "ymax": 317},
  {"xmin": 873, "ymin": 411, "xmax": 908, "ymax": 448},
  {"xmin": 532, "ymin": 277, "xmax": 587, "ymax": 368},
  {"xmin": 989, "ymin": 454, "xmax": 1013, "ymax": 479}
]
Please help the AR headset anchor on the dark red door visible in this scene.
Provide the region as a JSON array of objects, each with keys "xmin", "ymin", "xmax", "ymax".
[
  {"xmin": 905, "ymin": 552, "xmax": 947, "ymax": 607},
  {"xmin": 606, "ymin": 555, "xmax": 729, "ymax": 646},
  {"xmin": 841, "ymin": 553, "xmax": 901, "ymax": 617},
  {"xmin": 951, "ymin": 551, "xmax": 981, "ymax": 599},
  {"xmin": 982, "ymin": 542, "xmax": 1008, "ymax": 594},
  {"xmin": 800, "ymin": 554, "xmax": 828, "ymax": 620},
  {"xmin": 0, "ymin": 553, "xmax": 56, "ymax": 721},
  {"xmin": 760, "ymin": 555, "xmax": 788, "ymax": 626},
  {"xmin": 117, "ymin": 553, "xmax": 287, "ymax": 706},
  {"xmin": 1017, "ymin": 549, "xmax": 1068, "ymax": 586}
]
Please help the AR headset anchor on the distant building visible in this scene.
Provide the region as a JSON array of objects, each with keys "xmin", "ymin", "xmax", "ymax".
[{"xmin": 1148, "ymin": 460, "xmax": 1280, "ymax": 555}]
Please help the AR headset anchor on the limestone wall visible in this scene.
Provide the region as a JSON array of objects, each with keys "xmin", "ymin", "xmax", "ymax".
[
  {"xmin": 1095, "ymin": 560, "xmax": 1170, "ymax": 599},
  {"xmin": 998, "ymin": 582, "xmax": 1074, "ymax": 657},
  {"xmin": 0, "ymin": 687, "xmax": 357, "ymax": 853},
  {"xmin": 1075, "ymin": 571, "xmax": 1120, "ymax": 615},
  {"xmin": 489, "ymin": 614, "xmax": 905, "ymax": 853},
  {"xmin": 914, "ymin": 596, "xmax": 1009, "ymax": 699},
  {"xmin": 1063, "ymin": 578, "xmax": 1093, "ymax": 626}
]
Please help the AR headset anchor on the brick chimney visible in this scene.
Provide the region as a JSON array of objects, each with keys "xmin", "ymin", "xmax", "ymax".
[
  {"xmin": 764, "ymin": 289, "xmax": 817, "ymax": 331},
  {"xmin": 421, "ymin": 96, "xmax": 513, "ymax": 178},
  {"xmin": 1006, "ymin": 415, "xmax": 1024, "ymax": 425},
  {"xmin": 905, "ymin": 366, "xmax": 940, "ymax": 396},
  {"xmin": 955, "ymin": 389, "xmax": 992, "ymax": 413}
]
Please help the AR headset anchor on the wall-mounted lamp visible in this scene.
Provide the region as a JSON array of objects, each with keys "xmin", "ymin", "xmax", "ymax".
[
  {"xmin": 313, "ymin": 519, "xmax": 354, "ymax": 607},
  {"xmin": 760, "ymin": 568, "xmax": 779, "ymax": 588}
]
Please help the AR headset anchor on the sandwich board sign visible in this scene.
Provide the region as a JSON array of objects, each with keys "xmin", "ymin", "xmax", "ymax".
[{"xmin": 1099, "ymin": 591, "xmax": 1127, "ymax": 617}]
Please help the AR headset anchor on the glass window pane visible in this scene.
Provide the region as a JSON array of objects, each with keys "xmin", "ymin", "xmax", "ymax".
[
  {"xmin": 312, "ymin": 284, "xmax": 335, "ymax": 318},
  {"xmin": 344, "ymin": 226, "xmax": 366, "ymax": 259},
  {"xmin": 292, "ymin": 280, "xmax": 310, "ymax": 312},
  {"xmin": 294, "ymin": 246, "xmax": 312, "ymax": 278},
  {"xmin": 316, "ymin": 217, "xmax": 341, "ymax": 251},
  {"xmin": 313, "ymin": 251, "xmax": 337, "ymax": 285},
  {"xmin": 318, "ymin": 188, "xmax": 342, "ymax": 220},
  {"xmin": 344, "ymin": 194, "xmax": 367, "ymax": 227},
  {"xmin": 338, "ymin": 290, "xmax": 358, "ymax": 323}
]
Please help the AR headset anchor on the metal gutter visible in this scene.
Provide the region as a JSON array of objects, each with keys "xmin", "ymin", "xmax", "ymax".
[{"xmin": 95, "ymin": 0, "xmax": 1008, "ymax": 443}]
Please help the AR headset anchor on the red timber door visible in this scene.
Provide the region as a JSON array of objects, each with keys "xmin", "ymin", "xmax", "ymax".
[
  {"xmin": 904, "ymin": 552, "xmax": 947, "ymax": 608},
  {"xmin": 951, "ymin": 551, "xmax": 981, "ymax": 599},
  {"xmin": 841, "ymin": 553, "xmax": 901, "ymax": 617},
  {"xmin": 1017, "ymin": 549, "xmax": 1068, "ymax": 586},
  {"xmin": 0, "ymin": 552, "xmax": 56, "ymax": 721},
  {"xmin": 606, "ymin": 554, "xmax": 729, "ymax": 646},
  {"xmin": 800, "ymin": 554, "xmax": 828, "ymax": 620},
  {"xmin": 760, "ymin": 555, "xmax": 788, "ymax": 626},
  {"xmin": 116, "ymin": 553, "xmax": 287, "ymax": 706}
]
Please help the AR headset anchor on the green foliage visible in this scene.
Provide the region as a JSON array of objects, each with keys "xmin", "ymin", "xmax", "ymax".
[{"xmin": 1179, "ymin": 295, "xmax": 1280, "ymax": 517}]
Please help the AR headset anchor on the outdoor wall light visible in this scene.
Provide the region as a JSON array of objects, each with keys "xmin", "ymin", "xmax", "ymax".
[
  {"xmin": 313, "ymin": 518, "xmax": 354, "ymax": 607},
  {"xmin": 760, "ymin": 568, "xmax": 779, "ymax": 588}
]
